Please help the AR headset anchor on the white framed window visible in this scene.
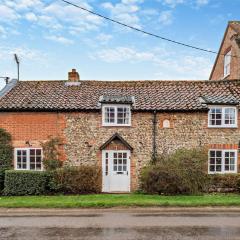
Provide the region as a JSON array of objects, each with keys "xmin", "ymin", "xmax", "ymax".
[
  {"xmin": 208, "ymin": 106, "xmax": 237, "ymax": 128},
  {"xmin": 224, "ymin": 50, "xmax": 231, "ymax": 77},
  {"xmin": 102, "ymin": 105, "xmax": 131, "ymax": 126},
  {"xmin": 15, "ymin": 148, "xmax": 43, "ymax": 171},
  {"xmin": 209, "ymin": 149, "xmax": 237, "ymax": 174},
  {"xmin": 113, "ymin": 152, "xmax": 128, "ymax": 173}
]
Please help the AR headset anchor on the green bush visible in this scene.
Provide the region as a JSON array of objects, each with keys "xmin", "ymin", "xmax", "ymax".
[
  {"xmin": 4, "ymin": 170, "xmax": 49, "ymax": 196},
  {"xmin": 209, "ymin": 174, "xmax": 240, "ymax": 192},
  {"xmin": 0, "ymin": 128, "xmax": 13, "ymax": 192},
  {"xmin": 0, "ymin": 128, "xmax": 13, "ymax": 169},
  {"xmin": 41, "ymin": 137, "xmax": 63, "ymax": 171},
  {"xmin": 141, "ymin": 148, "xmax": 209, "ymax": 195},
  {"xmin": 49, "ymin": 165, "xmax": 101, "ymax": 194}
]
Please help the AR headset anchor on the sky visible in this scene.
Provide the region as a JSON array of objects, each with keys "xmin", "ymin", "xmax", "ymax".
[{"xmin": 0, "ymin": 0, "xmax": 239, "ymax": 86}]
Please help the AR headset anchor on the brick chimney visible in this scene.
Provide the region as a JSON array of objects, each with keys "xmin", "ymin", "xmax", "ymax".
[{"xmin": 68, "ymin": 69, "xmax": 80, "ymax": 82}]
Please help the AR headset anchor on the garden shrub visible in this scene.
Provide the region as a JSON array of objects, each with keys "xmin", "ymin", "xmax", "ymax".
[
  {"xmin": 0, "ymin": 128, "xmax": 13, "ymax": 192},
  {"xmin": 141, "ymin": 148, "xmax": 209, "ymax": 195},
  {"xmin": 49, "ymin": 165, "xmax": 101, "ymax": 194},
  {"xmin": 4, "ymin": 170, "xmax": 49, "ymax": 196},
  {"xmin": 209, "ymin": 174, "xmax": 240, "ymax": 193},
  {"xmin": 41, "ymin": 137, "xmax": 63, "ymax": 171}
]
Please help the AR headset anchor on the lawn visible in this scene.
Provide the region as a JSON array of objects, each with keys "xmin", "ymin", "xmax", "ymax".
[{"xmin": 0, "ymin": 194, "xmax": 240, "ymax": 208}]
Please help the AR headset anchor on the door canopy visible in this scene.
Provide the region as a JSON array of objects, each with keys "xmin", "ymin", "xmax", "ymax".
[{"xmin": 100, "ymin": 133, "xmax": 133, "ymax": 151}]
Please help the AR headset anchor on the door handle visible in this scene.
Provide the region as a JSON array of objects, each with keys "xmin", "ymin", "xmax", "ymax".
[{"xmin": 127, "ymin": 171, "xmax": 128, "ymax": 176}]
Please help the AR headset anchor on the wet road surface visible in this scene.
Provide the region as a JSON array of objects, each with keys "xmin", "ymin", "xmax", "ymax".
[{"xmin": 1, "ymin": 208, "xmax": 240, "ymax": 239}]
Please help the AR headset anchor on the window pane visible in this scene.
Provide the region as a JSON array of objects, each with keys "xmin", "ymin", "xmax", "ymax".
[
  {"xmin": 36, "ymin": 164, "xmax": 41, "ymax": 170},
  {"xmin": 16, "ymin": 150, "xmax": 27, "ymax": 170},
  {"xmin": 210, "ymin": 151, "xmax": 215, "ymax": 158},
  {"xmin": 104, "ymin": 107, "xmax": 115, "ymax": 123},
  {"xmin": 209, "ymin": 165, "xmax": 215, "ymax": 172},
  {"xmin": 216, "ymin": 151, "xmax": 222, "ymax": 158},
  {"xmin": 224, "ymin": 108, "xmax": 235, "ymax": 125},
  {"xmin": 216, "ymin": 165, "xmax": 221, "ymax": 172},
  {"xmin": 216, "ymin": 158, "xmax": 221, "ymax": 164},
  {"xmin": 36, "ymin": 149, "xmax": 42, "ymax": 155},
  {"xmin": 210, "ymin": 158, "xmax": 215, "ymax": 164},
  {"xmin": 117, "ymin": 107, "xmax": 130, "ymax": 125},
  {"xmin": 36, "ymin": 157, "xmax": 41, "ymax": 163},
  {"xmin": 230, "ymin": 165, "xmax": 235, "ymax": 171},
  {"xmin": 209, "ymin": 150, "xmax": 222, "ymax": 173},
  {"xmin": 30, "ymin": 156, "xmax": 35, "ymax": 164},
  {"xmin": 209, "ymin": 108, "xmax": 222, "ymax": 126},
  {"xmin": 30, "ymin": 149, "xmax": 35, "ymax": 155},
  {"xmin": 30, "ymin": 164, "xmax": 35, "ymax": 170}
]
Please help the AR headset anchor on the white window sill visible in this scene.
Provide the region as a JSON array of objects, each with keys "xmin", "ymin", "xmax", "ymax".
[
  {"xmin": 208, "ymin": 125, "xmax": 237, "ymax": 129},
  {"xmin": 208, "ymin": 171, "xmax": 237, "ymax": 174},
  {"xmin": 102, "ymin": 124, "xmax": 131, "ymax": 127}
]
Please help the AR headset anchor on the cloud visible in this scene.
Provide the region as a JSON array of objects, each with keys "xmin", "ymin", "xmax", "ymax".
[
  {"xmin": 45, "ymin": 35, "xmax": 74, "ymax": 45},
  {"xmin": 90, "ymin": 46, "xmax": 212, "ymax": 79},
  {"xmin": 0, "ymin": 25, "xmax": 6, "ymax": 36},
  {"xmin": 0, "ymin": 45, "xmax": 46, "ymax": 62},
  {"xmin": 0, "ymin": 5, "xmax": 19, "ymax": 22},
  {"xmin": 159, "ymin": 11, "xmax": 173, "ymax": 25},
  {"xmin": 159, "ymin": 0, "xmax": 185, "ymax": 8},
  {"xmin": 196, "ymin": 0, "xmax": 209, "ymax": 7},
  {"xmin": 4, "ymin": 0, "xmax": 43, "ymax": 11},
  {"xmin": 0, "ymin": 0, "xmax": 103, "ymax": 35},
  {"xmin": 158, "ymin": 0, "xmax": 209, "ymax": 8},
  {"xmin": 25, "ymin": 12, "xmax": 38, "ymax": 21},
  {"xmin": 90, "ymin": 47, "xmax": 157, "ymax": 63},
  {"xmin": 96, "ymin": 33, "xmax": 113, "ymax": 44},
  {"xmin": 102, "ymin": 0, "xmax": 143, "ymax": 28}
]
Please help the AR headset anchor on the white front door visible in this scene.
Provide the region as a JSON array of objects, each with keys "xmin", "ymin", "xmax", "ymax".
[{"xmin": 102, "ymin": 150, "xmax": 130, "ymax": 192}]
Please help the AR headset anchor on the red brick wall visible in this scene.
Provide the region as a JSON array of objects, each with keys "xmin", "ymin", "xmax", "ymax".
[
  {"xmin": 210, "ymin": 25, "xmax": 240, "ymax": 80},
  {"xmin": 0, "ymin": 112, "xmax": 66, "ymax": 160}
]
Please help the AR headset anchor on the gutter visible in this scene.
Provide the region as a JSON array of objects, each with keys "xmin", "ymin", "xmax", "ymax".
[{"xmin": 152, "ymin": 110, "xmax": 157, "ymax": 163}]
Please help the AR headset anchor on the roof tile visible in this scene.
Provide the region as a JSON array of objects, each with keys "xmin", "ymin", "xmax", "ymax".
[{"xmin": 0, "ymin": 79, "xmax": 240, "ymax": 111}]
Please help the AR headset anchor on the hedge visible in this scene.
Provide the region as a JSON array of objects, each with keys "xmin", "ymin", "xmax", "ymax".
[
  {"xmin": 141, "ymin": 148, "xmax": 209, "ymax": 195},
  {"xmin": 49, "ymin": 165, "xmax": 102, "ymax": 194},
  {"xmin": 4, "ymin": 170, "xmax": 49, "ymax": 196},
  {"xmin": 209, "ymin": 174, "xmax": 240, "ymax": 193}
]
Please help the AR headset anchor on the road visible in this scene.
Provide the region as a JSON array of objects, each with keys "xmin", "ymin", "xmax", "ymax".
[{"xmin": 1, "ymin": 208, "xmax": 240, "ymax": 239}]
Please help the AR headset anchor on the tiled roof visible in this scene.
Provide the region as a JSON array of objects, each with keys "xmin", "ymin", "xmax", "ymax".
[
  {"xmin": 0, "ymin": 79, "xmax": 240, "ymax": 111},
  {"xmin": 200, "ymin": 95, "xmax": 238, "ymax": 105}
]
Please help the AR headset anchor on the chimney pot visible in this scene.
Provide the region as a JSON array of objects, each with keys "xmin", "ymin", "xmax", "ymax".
[{"xmin": 68, "ymin": 69, "xmax": 80, "ymax": 82}]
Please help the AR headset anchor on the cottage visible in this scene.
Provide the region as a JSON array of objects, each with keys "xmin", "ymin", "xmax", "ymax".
[{"xmin": 0, "ymin": 21, "xmax": 240, "ymax": 192}]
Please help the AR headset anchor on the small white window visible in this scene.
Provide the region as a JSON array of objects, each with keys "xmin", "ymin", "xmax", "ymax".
[
  {"xmin": 208, "ymin": 106, "xmax": 237, "ymax": 128},
  {"xmin": 113, "ymin": 152, "xmax": 128, "ymax": 173},
  {"xmin": 224, "ymin": 50, "xmax": 231, "ymax": 77},
  {"xmin": 209, "ymin": 149, "xmax": 237, "ymax": 174},
  {"xmin": 163, "ymin": 119, "xmax": 170, "ymax": 128},
  {"xmin": 15, "ymin": 148, "xmax": 43, "ymax": 171},
  {"xmin": 102, "ymin": 105, "xmax": 131, "ymax": 126}
]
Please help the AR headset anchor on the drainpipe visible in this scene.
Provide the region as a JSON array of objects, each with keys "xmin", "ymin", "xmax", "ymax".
[{"xmin": 152, "ymin": 110, "xmax": 157, "ymax": 164}]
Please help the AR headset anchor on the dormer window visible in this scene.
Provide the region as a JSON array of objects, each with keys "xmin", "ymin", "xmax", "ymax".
[
  {"xmin": 99, "ymin": 95, "xmax": 134, "ymax": 127},
  {"xmin": 208, "ymin": 106, "xmax": 237, "ymax": 128},
  {"xmin": 224, "ymin": 50, "xmax": 231, "ymax": 77},
  {"xmin": 102, "ymin": 105, "xmax": 131, "ymax": 126}
]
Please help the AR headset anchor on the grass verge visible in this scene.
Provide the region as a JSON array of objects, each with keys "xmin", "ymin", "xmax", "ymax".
[{"xmin": 0, "ymin": 194, "xmax": 240, "ymax": 208}]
